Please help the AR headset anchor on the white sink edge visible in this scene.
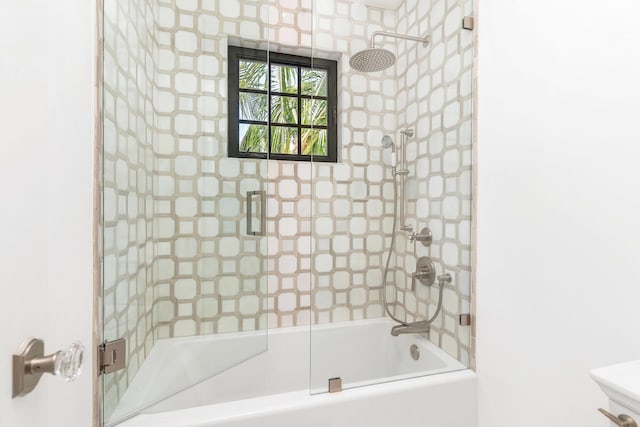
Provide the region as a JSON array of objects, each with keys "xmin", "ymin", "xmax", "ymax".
[{"xmin": 591, "ymin": 360, "xmax": 640, "ymax": 413}]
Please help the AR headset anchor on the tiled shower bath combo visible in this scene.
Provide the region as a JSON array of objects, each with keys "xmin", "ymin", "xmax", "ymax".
[{"xmin": 100, "ymin": 0, "xmax": 475, "ymax": 425}]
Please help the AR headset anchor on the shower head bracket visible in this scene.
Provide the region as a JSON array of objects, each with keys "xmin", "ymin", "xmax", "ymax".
[
  {"xmin": 369, "ymin": 31, "xmax": 431, "ymax": 48},
  {"xmin": 401, "ymin": 128, "xmax": 414, "ymax": 137}
]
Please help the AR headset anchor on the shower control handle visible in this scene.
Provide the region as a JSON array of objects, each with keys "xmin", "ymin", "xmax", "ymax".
[
  {"xmin": 411, "ymin": 257, "xmax": 436, "ymax": 290},
  {"xmin": 598, "ymin": 409, "xmax": 637, "ymax": 427},
  {"xmin": 409, "ymin": 227, "xmax": 433, "ymax": 247}
]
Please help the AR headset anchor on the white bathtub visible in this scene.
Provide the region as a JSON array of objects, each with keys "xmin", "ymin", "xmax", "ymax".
[{"xmin": 117, "ymin": 318, "xmax": 478, "ymax": 427}]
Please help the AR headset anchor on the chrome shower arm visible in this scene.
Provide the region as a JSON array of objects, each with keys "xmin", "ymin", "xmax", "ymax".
[{"xmin": 369, "ymin": 31, "xmax": 431, "ymax": 48}]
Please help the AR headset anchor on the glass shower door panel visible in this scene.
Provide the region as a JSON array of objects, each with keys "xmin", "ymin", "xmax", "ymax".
[
  {"xmin": 309, "ymin": 0, "xmax": 474, "ymax": 394},
  {"xmin": 101, "ymin": 0, "xmax": 270, "ymax": 424}
]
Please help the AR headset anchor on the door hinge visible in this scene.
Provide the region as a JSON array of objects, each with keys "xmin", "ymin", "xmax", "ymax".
[
  {"xmin": 462, "ymin": 16, "xmax": 475, "ymax": 31},
  {"xmin": 458, "ymin": 313, "xmax": 472, "ymax": 326},
  {"xmin": 99, "ymin": 338, "xmax": 126, "ymax": 375}
]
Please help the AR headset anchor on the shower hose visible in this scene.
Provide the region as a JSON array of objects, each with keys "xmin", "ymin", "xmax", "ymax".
[{"xmin": 382, "ymin": 172, "xmax": 445, "ymax": 328}]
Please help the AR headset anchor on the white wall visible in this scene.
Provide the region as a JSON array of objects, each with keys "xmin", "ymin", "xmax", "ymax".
[
  {"xmin": 5, "ymin": 1, "xmax": 640, "ymax": 426},
  {"xmin": 0, "ymin": 1, "xmax": 94, "ymax": 426},
  {"xmin": 477, "ymin": 1, "xmax": 640, "ymax": 427}
]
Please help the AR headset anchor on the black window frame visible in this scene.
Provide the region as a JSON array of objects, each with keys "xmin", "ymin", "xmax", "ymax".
[{"xmin": 228, "ymin": 45, "xmax": 338, "ymax": 163}]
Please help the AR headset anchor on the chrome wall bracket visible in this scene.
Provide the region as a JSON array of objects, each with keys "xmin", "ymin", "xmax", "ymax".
[
  {"xmin": 13, "ymin": 338, "xmax": 84, "ymax": 398},
  {"xmin": 99, "ymin": 338, "xmax": 126, "ymax": 375},
  {"xmin": 463, "ymin": 16, "xmax": 475, "ymax": 30},
  {"xmin": 328, "ymin": 377, "xmax": 342, "ymax": 393},
  {"xmin": 459, "ymin": 313, "xmax": 472, "ymax": 326}
]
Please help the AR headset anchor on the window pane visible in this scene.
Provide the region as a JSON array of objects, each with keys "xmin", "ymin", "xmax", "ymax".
[
  {"xmin": 302, "ymin": 128, "xmax": 328, "ymax": 156},
  {"xmin": 271, "ymin": 127, "xmax": 298, "ymax": 154},
  {"xmin": 271, "ymin": 96, "xmax": 298, "ymax": 124},
  {"xmin": 301, "ymin": 99, "xmax": 327, "ymax": 126},
  {"xmin": 239, "ymin": 93, "xmax": 268, "ymax": 121},
  {"xmin": 302, "ymin": 68, "xmax": 327, "ymax": 96},
  {"xmin": 271, "ymin": 65, "xmax": 298, "ymax": 94},
  {"xmin": 239, "ymin": 60, "xmax": 268, "ymax": 91},
  {"xmin": 239, "ymin": 123, "xmax": 268, "ymax": 153}
]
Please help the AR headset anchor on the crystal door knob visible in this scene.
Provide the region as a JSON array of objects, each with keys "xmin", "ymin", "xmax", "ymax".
[
  {"xmin": 53, "ymin": 341, "xmax": 84, "ymax": 381},
  {"xmin": 13, "ymin": 338, "xmax": 84, "ymax": 397}
]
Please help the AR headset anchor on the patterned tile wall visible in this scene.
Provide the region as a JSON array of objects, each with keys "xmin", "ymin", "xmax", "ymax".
[
  {"xmin": 308, "ymin": 2, "xmax": 399, "ymax": 326},
  {"xmin": 151, "ymin": 0, "xmax": 399, "ymax": 336},
  {"xmin": 102, "ymin": 1, "xmax": 474, "ymax": 415},
  {"xmin": 392, "ymin": 0, "xmax": 474, "ymax": 364},
  {"xmin": 151, "ymin": 0, "xmax": 275, "ymax": 339},
  {"xmin": 102, "ymin": 0, "xmax": 157, "ymax": 418}
]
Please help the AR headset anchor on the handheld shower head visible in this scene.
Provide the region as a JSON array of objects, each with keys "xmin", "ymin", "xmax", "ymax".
[
  {"xmin": 382, "ymin": 135, "xmax": 395, "ymax": 151},
  {"xmin": 381, "ymin": 135, "xmax": 397, "ymax": 167}
]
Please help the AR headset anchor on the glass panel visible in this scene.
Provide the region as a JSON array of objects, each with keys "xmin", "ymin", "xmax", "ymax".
[
  {"xmin": 102, "ymin": 0, "xmax": 270, "ymax": 424},
  {"xmin": 302, "ymin": 128, "xmax": 327, "ymax": 156},
  {"xmin": 309, "ymin": 0, "xmax": 473, "ymax": 395},
  {"xmin": 301, "ymin": 99, "xmax": 327, "ymax": 126},
  {"xmin": 239, "ymin": 123, "xmax": 268, "ymax": 153},
  {"xmin": 239, "ymin": 60, "xmax": 268, "ymax": 91},
  {"xmin": 270, "ymin": 64, "xmax": 298, "ymax": 94},
  {"xmin": 239, "ymin": 92, "xmax": 268, "ymax": 121},
  {"xmin": 271, "ymin": 126, "xmax": 298, "ymax": 154},
  {"xmin": 302, "ymin": 68, "xmax": 327, "ymax": 96},
  {"xmin": 271, "ymin": 96, "xmax": 298, "ymax": 124}
]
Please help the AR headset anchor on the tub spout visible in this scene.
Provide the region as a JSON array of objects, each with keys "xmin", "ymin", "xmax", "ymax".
[{"xmin": 390, "ymin": 320, "xmax": 429, "ymax": 336}]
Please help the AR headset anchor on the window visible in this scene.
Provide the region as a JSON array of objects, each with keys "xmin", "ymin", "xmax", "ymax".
[{"xmin": 228, "ymin": 46, "xmax": 338, "ymax": 163}]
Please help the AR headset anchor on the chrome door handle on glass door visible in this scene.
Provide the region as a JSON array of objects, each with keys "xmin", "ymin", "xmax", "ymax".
[{"xmin": 246, "ymin": 190, "xmax": 266, "ymax": 236}]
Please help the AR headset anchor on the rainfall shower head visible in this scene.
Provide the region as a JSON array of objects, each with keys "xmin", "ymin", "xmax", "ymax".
[
  {"xmin": 350, "ymin": 31, "xmax": 431, "ymax": 73},
  {"xmin": 349, "ymin": 48, "xmax": 396, "ymax": 73}
]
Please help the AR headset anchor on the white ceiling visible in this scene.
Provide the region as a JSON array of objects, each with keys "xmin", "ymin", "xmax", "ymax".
[{"xmin": 363, "ymin": 0, "xmax": 404, "ymax": 10}]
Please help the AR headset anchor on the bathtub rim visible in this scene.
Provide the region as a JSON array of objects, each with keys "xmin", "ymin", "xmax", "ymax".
[
  {"xmin": 119, "ymin": 368, "xmax": 477, "ymax": 426},
  {"xmin": 109, "ymin": 316, "xmax": 469, "ymax": 425}
]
